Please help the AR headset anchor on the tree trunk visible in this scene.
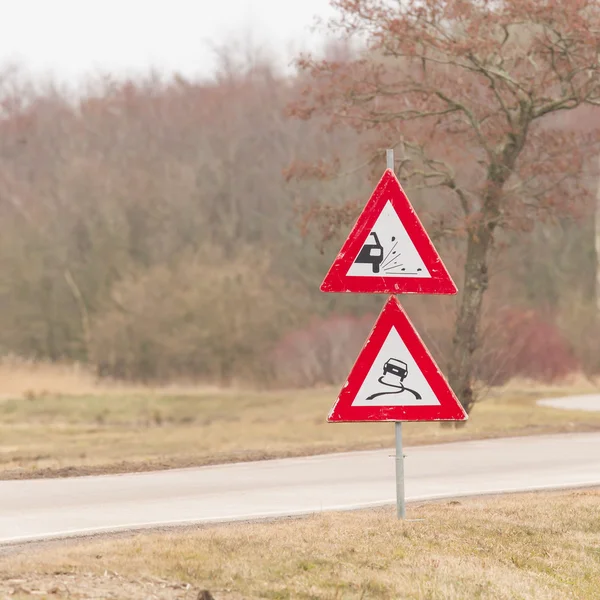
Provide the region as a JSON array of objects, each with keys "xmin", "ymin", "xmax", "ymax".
[
  {"xmin": 64, "ymin": 269, "xmax": 92, "ymax": 361},
  {"xmin": 448, "ymin": 193, "xmax": 500, "ymax": 415},
  {"xmin": 446, "ymin": 128, "xmax": 522, "ymax": 415}
]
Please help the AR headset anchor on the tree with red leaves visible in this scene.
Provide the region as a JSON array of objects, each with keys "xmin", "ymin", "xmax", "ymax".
[{"xmin": 290, "ymin": 0, "xmax": 600, "ymax": 413}]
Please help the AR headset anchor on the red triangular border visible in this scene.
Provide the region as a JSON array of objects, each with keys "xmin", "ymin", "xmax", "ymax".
[
  {"xmin": 328, "ymin": 296, "xmax": 467, "ymax": 422},
  {"xmin": 321, "ymin": 169, "xmax": 457, "ymax": 295}
]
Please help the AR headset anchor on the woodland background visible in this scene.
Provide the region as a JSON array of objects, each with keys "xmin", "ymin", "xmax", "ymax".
[{"xmin": 0, "ymin": 41, "xmax": 597, "ymax": 390}]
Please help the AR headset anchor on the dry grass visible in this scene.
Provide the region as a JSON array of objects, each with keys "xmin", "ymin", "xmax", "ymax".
[
  {"xmin": 0, "ymin": 358, "xmax": 100, "ymax": 398},
  {"xmin": 2, "ymin": 489, "xmax": 599, "ymax": 599},
  {"xmin": 0, "ymin": 356, "xmax": 222, "ymax": 398},
  {"xmin": 1, "ymin": 374, "xmax": 600, "ymax": 479}
]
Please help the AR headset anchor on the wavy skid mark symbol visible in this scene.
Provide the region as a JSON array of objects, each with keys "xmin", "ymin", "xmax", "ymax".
[{"xmin": 366, "ymin": 376, "xmax": 422, "ymax": 401}]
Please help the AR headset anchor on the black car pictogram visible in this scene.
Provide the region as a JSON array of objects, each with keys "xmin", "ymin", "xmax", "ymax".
[
  {"xmin": 355, "ymin": 232, "xmax": 384, "ymax": 273},
  {"xmin": 383, "ymin": 358, "xmax": 408, "ymax": 382}
]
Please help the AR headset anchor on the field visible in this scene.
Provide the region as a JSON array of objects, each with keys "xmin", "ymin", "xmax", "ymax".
[
  {"xmin": 1, "ymin": 361, "xmax": 600, "ymax": 478},
  {"xmin": 1, "ymin": 488, "xmax": 599, "ymax": 599}
]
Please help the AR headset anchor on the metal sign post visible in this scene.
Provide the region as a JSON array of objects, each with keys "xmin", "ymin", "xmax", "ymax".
[
  {"xmin": 388, "ymin": 148, "xmax": 406, "ymax": 520},
  {"xmin": 395, "ymin": 421, "xmax": 405, "ymax": 519},
  {"xmin": 386, "ymin": 148, "xmax": 394, "ymax": 172},
  {"xmin": 385, "ymin": 148, "xmax": 406, "ymax": 519}
]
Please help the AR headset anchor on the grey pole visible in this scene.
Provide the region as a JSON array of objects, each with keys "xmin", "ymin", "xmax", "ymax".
[
  {"xmin": 387, "ymin": 148, "xmax": 405, "ymax": 519},
  {"xmin": 386, "ymin": 148, "xmax": 394, "ymax": 171},
  {"xmin": 395, "ymin": 421, "xmax": 406, "ymax": 519}
]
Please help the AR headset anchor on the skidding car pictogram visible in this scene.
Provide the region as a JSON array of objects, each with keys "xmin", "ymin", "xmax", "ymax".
[
  {"xmin": 383, "ymin": 358, "xmax": 408, "ymax": 381},
  {"xmin": 366, "ymin": 356, "xmax": 422, "ymax": 401}
]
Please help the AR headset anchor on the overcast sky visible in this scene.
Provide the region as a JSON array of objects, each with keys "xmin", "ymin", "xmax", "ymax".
[{"xmin": 0, "ymin": 0, "xmax": 335, "ymax": 84}]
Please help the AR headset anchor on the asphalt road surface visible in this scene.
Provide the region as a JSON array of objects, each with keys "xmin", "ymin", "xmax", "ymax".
[
  {"xmin": 538, "ymin": 394, "xmax": 600, "ymax": 412},
  {"xmin": 2, "ymin": 431, "xmax": 600, "ymax": 545}
]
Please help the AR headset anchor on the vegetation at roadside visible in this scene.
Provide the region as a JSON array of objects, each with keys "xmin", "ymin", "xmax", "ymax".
[
  {"xmin": 1, "ymin": 381, "xmax": 599, "ymax": 479},
  {"xmin": 0, "ymin": 1, "xmax": 599, "ymax": 406},
  {"xmin": 2, "ymin": 489, "xmax": 599, "ymax": 599}
]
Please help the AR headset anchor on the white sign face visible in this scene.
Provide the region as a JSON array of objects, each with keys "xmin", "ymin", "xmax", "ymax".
[
  {"xmin": 347, "ymin": 200, "xmax": 431, "ymax": 277},
  {"xmin": 346, "ymin": 200, "xmax": 431, "ymax": 278},
  {"xmin": 351, "ymin": 326, "xmax": 440, "ymax": 407}
]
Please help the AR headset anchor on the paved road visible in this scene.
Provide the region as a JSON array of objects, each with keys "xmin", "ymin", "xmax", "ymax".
[
  {"xmin": 2, "ymin": 432, "xmax": 600, "ymax": 545},
  {"xmin": 538, "ymin": 394, "xmax": 600, "ymax": 412}
]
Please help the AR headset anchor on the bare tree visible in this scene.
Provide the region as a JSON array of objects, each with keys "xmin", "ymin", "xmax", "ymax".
[{"xmin": 290, "ymin": 0, "xmax": 600, "ymax": 412}]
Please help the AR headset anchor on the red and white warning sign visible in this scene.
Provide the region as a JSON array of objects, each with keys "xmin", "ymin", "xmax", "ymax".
[
  {"xmin": 321, "ymin": 169, "xmax": 457, "ymax": 295},
  {"xmin": 328, "ymin": 296, "xmax": 467, "ymax": 423}
]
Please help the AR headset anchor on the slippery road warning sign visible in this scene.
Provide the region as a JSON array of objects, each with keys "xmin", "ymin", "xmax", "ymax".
[
  {"xmin": 328, "ymin": 296, "xmax": 467, "ymax": 423},
  {"xmin": 320, "ymin": 169, "xmax": 457, "ymax": 295}
]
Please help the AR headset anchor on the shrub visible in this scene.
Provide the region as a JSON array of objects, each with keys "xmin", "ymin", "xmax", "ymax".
[
  {"xmin": 90, "ymin": 247, "xmax": 304, "ymax": 384},
  {"xmin": 271, "ymin": 313, "xmax": 376, "ymax": 387},
  {"xmin": 477, "ymin": 307, "xmax": 578, "ymax": 386}
]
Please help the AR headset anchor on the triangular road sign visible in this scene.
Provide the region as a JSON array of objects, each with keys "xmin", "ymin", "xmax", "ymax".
[
  {"xmin": 328, "ymin": 296, "xmax": 467, "ymax": 422},
  {"xmin": 321, "ymin": 169, "xmax": 457, "ymax": 295}
]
